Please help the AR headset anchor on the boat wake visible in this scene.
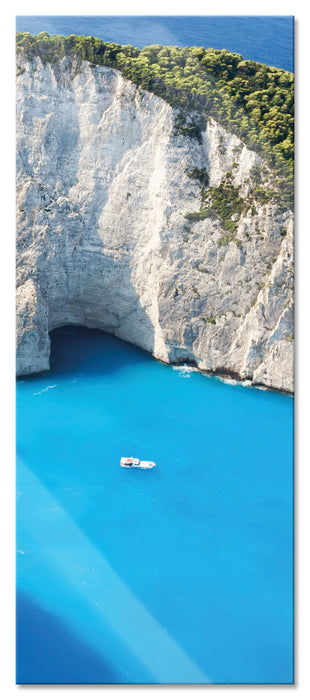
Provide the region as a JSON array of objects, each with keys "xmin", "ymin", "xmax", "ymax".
[{"xmin": 33, "ymin": 384, "xmax": 57, "ymax": 396}]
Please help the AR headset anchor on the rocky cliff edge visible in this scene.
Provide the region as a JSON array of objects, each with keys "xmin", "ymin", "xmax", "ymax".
[{"xmin": 16, "ymin": 56, "xmax": 294, "ymax": 392}]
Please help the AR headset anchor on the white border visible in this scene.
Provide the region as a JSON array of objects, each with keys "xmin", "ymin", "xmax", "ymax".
[
  {"xmin": 2, "ymin": 2, "xmax": 310, "ymax": 698},
  {"xmin": 6, "ymin": 0, "xmax": 301, "ymax": 17}
]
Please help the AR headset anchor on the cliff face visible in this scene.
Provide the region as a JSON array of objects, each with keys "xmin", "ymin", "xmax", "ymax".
[{"xmin": 16, "ymin": 55, "xmax": 294, "ymax": 392}]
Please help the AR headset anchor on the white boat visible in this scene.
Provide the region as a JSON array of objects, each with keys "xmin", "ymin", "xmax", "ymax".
[{"xmin": 120, "ymin": 457, "xmax": 156, "ymax": 469}]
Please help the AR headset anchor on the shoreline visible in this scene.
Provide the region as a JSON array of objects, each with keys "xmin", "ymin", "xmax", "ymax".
[
  {"xmin": 16, "ymin": 327, "xmax": 294, "ymax": 397},
  {"xmin": 170, "ymin": 361, "xmax": 294, "ymax": 396}
]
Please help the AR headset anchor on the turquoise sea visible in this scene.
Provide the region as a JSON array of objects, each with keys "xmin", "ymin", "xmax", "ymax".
[{"xmin": 16, "ymin": 327, "xmax": 294, "ymax": 684}]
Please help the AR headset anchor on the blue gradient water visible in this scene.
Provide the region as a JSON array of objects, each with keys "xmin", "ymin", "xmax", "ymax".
[
  {"xmin": 16, "ymin": 326, "xmax": 294, "ymax": 684},
  {"xmin": 16, "ymin": 15, "xmax": 294, "ymax": 72}
]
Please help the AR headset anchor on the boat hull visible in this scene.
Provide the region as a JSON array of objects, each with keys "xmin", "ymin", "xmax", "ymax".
[{"xmin": 120, "ymin": 459, "xmax": 155, "ymax": 469}]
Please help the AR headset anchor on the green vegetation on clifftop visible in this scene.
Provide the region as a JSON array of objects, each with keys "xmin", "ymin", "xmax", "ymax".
[{"xmin": 16, "ymin": 32, "xmax": 294, "ymax": 207}]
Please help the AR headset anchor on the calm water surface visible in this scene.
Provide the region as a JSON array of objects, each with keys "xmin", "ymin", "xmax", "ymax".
[{"xmin": 16, "ymin": 326, "xmax": 294, "ymax": 684}]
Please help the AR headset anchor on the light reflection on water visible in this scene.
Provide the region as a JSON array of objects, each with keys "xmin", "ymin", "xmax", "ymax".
[
  {"xmin": 16, "ymin": 326, "xmax": 294, "ymax": 684},
  {"xmin": 17, "ymin": 458, "xmax": 209, "ymax": 684}
]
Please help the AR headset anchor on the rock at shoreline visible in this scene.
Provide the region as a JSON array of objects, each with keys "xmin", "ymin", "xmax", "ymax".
[{"xmin": 16, "ymin": 279, "xmax": 50, "ymax": 376}]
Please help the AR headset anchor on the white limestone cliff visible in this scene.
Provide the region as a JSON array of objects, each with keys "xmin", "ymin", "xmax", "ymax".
[{"xmin": 16, "ymin": 55, "xmax": 294, "ymax": 392}]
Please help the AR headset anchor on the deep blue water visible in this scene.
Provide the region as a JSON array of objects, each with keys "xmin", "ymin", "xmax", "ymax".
[
  {"xmin": 16, "ymin": 326, "xmax": 294, "ymax": 684},
  {"xmin": 16, "ymin": 15, "xmax": 294, "ymax": 72}
]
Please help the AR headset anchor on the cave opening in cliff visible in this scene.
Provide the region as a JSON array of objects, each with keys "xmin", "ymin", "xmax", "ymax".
[{"xmin": 48, "ymin": 324, "xmax": 151, "ymax": 378}]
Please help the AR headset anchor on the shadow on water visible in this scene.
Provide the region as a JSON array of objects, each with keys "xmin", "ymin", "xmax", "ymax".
[
  {"xmin": 16, "ymin": 592, "xmax": 123, "ymax": 684},
  {"xmin": 48, "ymin": 325, "xmax": 152, "ymax": 378}
]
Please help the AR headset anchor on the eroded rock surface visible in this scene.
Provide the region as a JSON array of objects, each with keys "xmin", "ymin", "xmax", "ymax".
[
  {"xmin": 16, "ymin": 55, "xmax": 294, "ymax": 391},
  {"xmin": 16, "ymin": 278, "xmax": 50, "ymax": 376}
]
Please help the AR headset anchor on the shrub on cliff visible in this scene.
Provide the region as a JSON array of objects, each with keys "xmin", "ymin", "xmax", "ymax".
[{"xmin": 16, "ymin": 32, "xmax": 294, "ymax": 207}]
